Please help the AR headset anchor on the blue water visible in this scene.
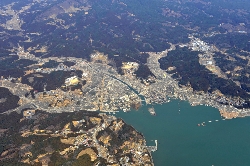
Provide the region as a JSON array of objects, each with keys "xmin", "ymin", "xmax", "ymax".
[{"xmin": 116, "ymin": 100, "xmax": 250, "ymax": 166}]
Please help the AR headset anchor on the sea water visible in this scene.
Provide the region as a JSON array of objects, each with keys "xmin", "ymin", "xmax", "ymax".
[{"xmin": 116, "ymin": 99, "xmax": 250, "ymax": 166}]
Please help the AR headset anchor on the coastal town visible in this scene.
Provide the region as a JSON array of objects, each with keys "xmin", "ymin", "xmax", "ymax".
[
  {"xmin": 1, "ymin": 40, "xmax": 250, "ymax": 121},
  {"xmin": 0, "ymin": 0, "xmax": 249, "ymax": 122},
  {"xmin": 1, "ymin": 0, "xmax": 250, "ymax": 165}
]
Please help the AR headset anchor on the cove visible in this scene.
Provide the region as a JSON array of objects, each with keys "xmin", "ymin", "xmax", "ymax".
[{"xmin": 115, "ymin": 99, "xmax": 250, "ymax": 166}]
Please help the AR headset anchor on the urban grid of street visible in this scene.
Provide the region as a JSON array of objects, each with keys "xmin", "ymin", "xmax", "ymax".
[{"xmin": 1, "ymin": 40, "xmax": 250, "ymax": 119}]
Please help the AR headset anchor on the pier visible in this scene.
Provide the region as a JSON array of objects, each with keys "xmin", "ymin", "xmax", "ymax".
[{"xmin": 146, "ymin": 140, "xmax": 158, "ymax": 152}]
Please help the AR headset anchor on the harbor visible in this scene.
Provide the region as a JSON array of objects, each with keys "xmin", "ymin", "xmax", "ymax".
[{"xmin": 116, "ymin": 99, "xmax": 250, "ymax": 166}]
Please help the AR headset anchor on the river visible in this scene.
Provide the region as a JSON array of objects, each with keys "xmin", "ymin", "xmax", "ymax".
[{"xmin": 116, "ymin": 99, "xmax": 250, "ymax": 166}]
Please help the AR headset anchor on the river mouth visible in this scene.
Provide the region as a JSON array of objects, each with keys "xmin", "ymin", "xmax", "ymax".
[{"xmin": 116, "ymin": 99, "xmax": 250, "ymax": 166}]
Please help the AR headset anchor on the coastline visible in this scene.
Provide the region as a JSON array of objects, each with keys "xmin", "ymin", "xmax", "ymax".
[
  {"xmin": 2, "ymin": 43, "xmax": 249, "ymax": 120},
  {"xmin": 116, "ymin": 99, "xmax": 250, "ymax": 166}
]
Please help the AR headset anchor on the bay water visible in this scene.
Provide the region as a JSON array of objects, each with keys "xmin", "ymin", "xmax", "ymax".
[{"xmin": 116, "ymin": 99, "xmax": 250, "ymax": 166}]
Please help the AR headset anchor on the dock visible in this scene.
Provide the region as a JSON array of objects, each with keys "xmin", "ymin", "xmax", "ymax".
[{"xmin": 146, "ymin": 140, "xmax": 158, "ymax": 152}]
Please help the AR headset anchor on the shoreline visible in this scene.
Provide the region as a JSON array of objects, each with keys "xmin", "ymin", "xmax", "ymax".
[{"xmin": 1, "ymin": 45, "xmax": 250, "ymax": 119}]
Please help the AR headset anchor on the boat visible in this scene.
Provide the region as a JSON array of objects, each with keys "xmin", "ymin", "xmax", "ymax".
[{"xmin": 148, "ymin": 107, "xmax": 156, "ymax": 116}]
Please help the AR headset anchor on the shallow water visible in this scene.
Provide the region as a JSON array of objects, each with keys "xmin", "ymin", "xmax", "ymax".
[{"xmin": 116, "ymin": 100, "xmax": 250, "ymax": 166}]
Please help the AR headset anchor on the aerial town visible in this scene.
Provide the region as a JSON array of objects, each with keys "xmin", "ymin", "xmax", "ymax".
[
  {"xmin": 1, "ymin": 41, "xmax": 250, "ymax": 120},
  {"xmin": 0, "ymin": 36, "xmax": 249, "ymax": 165},
  {"xmin": 1, "ymin": 0, "xmax": 250, "ymax": 165}
]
